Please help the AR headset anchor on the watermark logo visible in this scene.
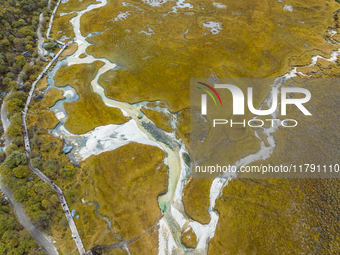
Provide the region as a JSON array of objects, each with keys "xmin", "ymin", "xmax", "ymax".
[
  {"xmin": 190, "ymin": 78, "xmax": 340, "ymax": 179},
  {"xmin": 196, "ymin": 82, "xmax": 222, "ymax": 115},
  {"xmin": 199, "ymin": 82, "xmax": 311, "ymax": 117}
]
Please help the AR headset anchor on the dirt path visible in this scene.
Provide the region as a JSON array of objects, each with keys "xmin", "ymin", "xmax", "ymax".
[
  {"xmin": 17, "ymin": 10, "xmax": 46, "ymax": 86},
  {"xmin": 46, "ymin": 0, "xmax": 62, "ymax": 39},
  {"xmin": 22, "ymin": 44, "xmax": 92, "ymax": 255},
  {"xmin": 0, "ymin": 97, "xmax": 58, "ymax": 255},
  {"xmin": 0, "ymin": 1, "xmax": 90, "ymax": 254},
  {"xmin": 0, "ymin": 182, "xmax": 59, "ymax": 255},
  {"xmin": 37, "ymin": 13, "xmax": 47, "ymax": 60},
  {"xmin": 1, "ymin": 99, "xmax": 10, "ymax": 150}
]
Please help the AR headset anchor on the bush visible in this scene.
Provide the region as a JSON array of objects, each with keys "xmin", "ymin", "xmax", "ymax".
[
  {"xmin": 6, "ymin": 124, "xmax": 22, "ymax": 139},
  {"xmin": 23, "ymin": 63, "xmax": 33, "ymax": 74},
  {"xmin": 12, "ymin": 136, "xmax": 24, "ymax": 147},
  {"xmin": 6, "ymin": 113, "xmax": 22, "ymax": 139},
  {"xmin": 32, "ymin": 135, "xmax": 43, "ymax": 149},
  {"xmin": 43, "ymin": 160, "xmax": 55, "ymax": 177},
  {"xmin": 32, "ymin": 51, "xmax": 38, "ymax": 58},
  {"xmin": 18, "ymin": 72, "xmax": 27, "ymax": 82},
  {"xmin": 31, "ymin": 157, "xmax": 43, "ymax": 169},
  {"xmin": 66, "ymin": 189, "xmax": 79, "ymax": 203},
  {"xmin": 44, "ymin": 43, "xmax": 55, "ymax": 51},
  {"xmin": 16, "ymin": 55, "xmax": 26, "ymax": 67},
  {"xmin": 5, "ymin": 144, "xmax": 18, "ymax": 156},
  {"xmin": 0, "ymin": 151, "xmax": 27, "ymax": 172},
  {"xmin": 2, "ymin": 77, "xmax": 12, "ymax": 87},
  {"xmin": 13, "ymin": 185, "xmax": 27, "ymax": 202},
  {"xmin": 59, "ymin": 217, "xmax": 68, "ymax": 228},
  {"xmin": 61, "ymin": 165, "xmax": 75, "ymax": 177},
  {"xmin": 13, "ymin": 165, "xmax": 29, "ymax": 178},
  {"xmin": 8, "ymin": 81, "xmax": 18, "ymax": 91},
  {"xmin": 6, "ymin": 72, "xmax": 15, "ymax": 79},
  {"xmin": 5, "ymin": 91, "xmax": 26, "ymax": 118}
]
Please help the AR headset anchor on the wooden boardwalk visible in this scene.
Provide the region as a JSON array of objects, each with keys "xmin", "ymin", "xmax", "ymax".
[
  {"xmin": 21, "ymin": 44, "xmax": 92, "ymax": 255},
  {"xmin": 46, "ymin": 0, "xmax": 62, "ymax": 39}
]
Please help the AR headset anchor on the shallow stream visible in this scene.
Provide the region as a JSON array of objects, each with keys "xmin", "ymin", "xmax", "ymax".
[{"xmin": 46, "ymin": 1, "xmax": 340, "ymax": 253}]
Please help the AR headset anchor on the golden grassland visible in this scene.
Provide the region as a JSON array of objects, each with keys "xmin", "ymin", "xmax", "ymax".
[
  {"xmin": 128, "ymin": 225, "xmax": 159, "ymax": 254},
  {"xmin": 182, "ymin": 178, "xmax": 212, "ymax": 224},
  {"xmin": 27, "ymin": 105, "xmax": 84, "ymax": 254},
  {"xmin": 182, "ymin": 128, "xmax": 261, "ymax": 223},
  {"xmin": 50, "ymin": 12, "xmax": 77, "ymax": 41},
  {"xmin": 54, "ymin": 172, "xmax": 118, "ymax": 254},
  {"xmin": 247, "ymin": 78, "xmax": 340, "ymax": 177},
  {"xmin": 175, "ymin": 108, "xmax": 190, "ymax": 148},
  {"xmin": 73, "ymin": 0, "xmax": 340, "ymax": 246},
  {"xmin": 209, "ymin": 178, "xmax": 307, "ymax": 254},
  {"xmin": 58, "ymin": 0, "xmax": 98, "ymax": 13},
  {"xmin": 54, "ymin": 61, "xmax": 130, "ymax": 134},
  {"xmin": 27, "ymin": 87, "xmax": 168, "ymax": 253},
  {"xmin": 209, "ymin": 178, "xmax": 340, "ymax": 254},
  {"xmin": 27, "ymin": 89, "xmax": 63, "ymax": 139},
  {"xmin": 181, "ymin": 226, "xmax": 197, "ymax": 249},
  {"xmin": 36, "ymin": 75, "xmax": 49, "ymax": 91},
  {"xmin": 183, "ymin": 83, "xmax": 265, "ymax": 222},
  {"xmin": 208, "ymin": 70, "xmax": 340, "ymax": 253},
  {"xmin": 289, "ymin": 49, "xmax": 332, "ymax": 67},
  {"xmin": 79, "ymin": 53, "xmax": 87, "ymax": 58},
  {"xmin": 78, "ymin": 3, "xmax": 340, "ymax": 230},
  {"xmin": 40, "ymin": 88, "xmax": 65, "ymax": 109},
  {"xmin": 51, "ymin": 0, "xmax": 99, "ymax": 41},
  {"xmin": 180, "ymin": 4, "xmax": 340, "ymax": 241},
  {"xmin": 78, "ymin": 143, "xmax": 168, "ymax": 251},
  {"xmin": 59, "ymin": 42, "xmax": 78, "ymax": 60},
  {"xmin": 141, "ymin": 107, "xmax": 172, "ymax": 133},
  {"xmin": 25, "ymin": 0, "xmax": 340, "ymax": 253},
  {"xmin": 27, "ymin": 109, "xmax": 59, "ymax": 130},
  {"xmin": 80, "ymin": 0, "xmax": 337, "ymax": 113}
]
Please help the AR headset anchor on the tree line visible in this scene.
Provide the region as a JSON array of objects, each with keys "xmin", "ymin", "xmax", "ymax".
[{"xmin": 0, "ymin": 192, "xmax": 45, "ymax": 254}]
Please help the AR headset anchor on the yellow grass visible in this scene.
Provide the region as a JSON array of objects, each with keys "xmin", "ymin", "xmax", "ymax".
[
  {"xmin": 54, "ymin": 61, "xmax": 130, "ymax": 134},
  {"xmin": 59, "ymin": 42, "xmax": 78, "ymax": 60},
  {"xmin": 141, "ymin": 107, "xmax": 172, "ymax": 133}
]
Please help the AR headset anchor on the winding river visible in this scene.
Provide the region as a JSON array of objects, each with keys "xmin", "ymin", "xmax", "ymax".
[{"xmin": 45, "ymin": 0, "xmax": 340, "ymax": 254}]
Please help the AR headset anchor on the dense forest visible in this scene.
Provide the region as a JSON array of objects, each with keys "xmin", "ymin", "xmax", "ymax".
[
  {"xmin": 0, "ymin": 0, "xmax": 62, "ymax": 253},
  {"xmin": 0, "ymin": 192, "xmax": 45, "ymax": 254},
  {"xmin": 0, "ymin": 0, "xmax": 58, "ymax": 92}
]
